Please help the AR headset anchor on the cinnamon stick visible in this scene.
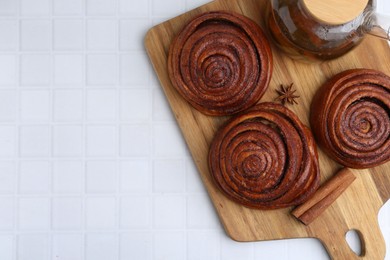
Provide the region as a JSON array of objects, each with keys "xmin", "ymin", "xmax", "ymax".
[{"xmin": 291, "ymin": 168, "xmax": 356, "ymax": 225}]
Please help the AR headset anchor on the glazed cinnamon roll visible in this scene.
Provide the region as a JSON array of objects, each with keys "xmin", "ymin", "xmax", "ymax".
[
  {"xmin": 311, "ymin": 69, "xmax": 390, "ymax": 169},
  {"xmin": 168, "ymin": 11, "xmax": 273, "ymax": 116},
  {"xmin": 209, "ymin": 103, "xmax": 320, "ymax": 209}
]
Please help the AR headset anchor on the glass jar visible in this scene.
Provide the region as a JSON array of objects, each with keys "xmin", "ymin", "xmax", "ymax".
[{"xmin": 266, "ymin": 0, "xmax": 390, "ymax": 61}]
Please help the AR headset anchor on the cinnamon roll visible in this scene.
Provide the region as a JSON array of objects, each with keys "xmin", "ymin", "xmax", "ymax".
[
  {"xmin": 310, "ymin": 69, "xmax": 390, "ymax": 169},
  {"xmin": 209, "ymin": 103, "xmax": 320, "ymax": 209},
  {"xmin": 168, "ymin": 11, "xmax": 273, "ymax": 116}
]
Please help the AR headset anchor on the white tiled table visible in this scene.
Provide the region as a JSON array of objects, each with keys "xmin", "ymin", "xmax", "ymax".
[{"xmin": 0, "ymin": 0, "xmax": 389, "ymax": 259}]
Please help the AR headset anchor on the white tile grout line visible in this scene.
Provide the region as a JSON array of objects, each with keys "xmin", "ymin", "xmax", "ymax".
[
  {"xmin": 81, "ymin": 1, "xmax": 88, "ymax": 259},
  {"xmin": 14, "ymin": 0, "xmax": 21, "ymax": 259},
  {"xmin": 115, "ymin": 1, "xmax": 121, "ymax": 260},
  {"xmin": 48, "ymin": 0, "xmax": 54, "ymax": 256},
  {"xmin": 147, "ymin": 0, "xmax": 158, "ymax": 258}
]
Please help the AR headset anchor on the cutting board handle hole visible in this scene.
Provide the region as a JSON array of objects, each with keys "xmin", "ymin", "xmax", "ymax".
[{"xmin": 345, "ymin": 229, "xmax": 364, "ymax": 256}]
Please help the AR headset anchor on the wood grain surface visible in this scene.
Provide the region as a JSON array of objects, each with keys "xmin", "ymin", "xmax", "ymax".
[
  {"xmin": 302, "ymin": 0, "xmax": 369, "ymax": 25},
  {"xmin": 144, "ymin": 0, "xmax": 390, "ymax": 259}
]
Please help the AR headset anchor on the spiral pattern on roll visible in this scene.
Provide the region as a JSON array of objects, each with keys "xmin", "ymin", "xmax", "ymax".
[
  {"xmin": 168, "ymin": 11, "xmax": 273, "ymax": 116},
  {"xmin": 310, "ymin": 69, "xmax": 390, "ymax": 169},
  {"xmin": 209, "ymin": 103, "xmax": 320, "ymax": 209}
]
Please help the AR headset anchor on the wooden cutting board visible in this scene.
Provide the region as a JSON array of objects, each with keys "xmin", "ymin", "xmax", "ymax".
[{"xmin": 144, "ymin": 0, "xmax": 390, "ymax": 259}]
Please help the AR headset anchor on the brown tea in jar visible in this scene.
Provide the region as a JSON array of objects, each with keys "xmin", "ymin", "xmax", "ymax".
[{"xmin": 265, "ymin": 0, "xmax": 388, "ymax": 61}]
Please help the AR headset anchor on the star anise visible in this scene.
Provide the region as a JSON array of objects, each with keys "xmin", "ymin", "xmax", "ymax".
[{"xmin": 275, "ymin": 83, "xmax": 300, "ymax": 105}]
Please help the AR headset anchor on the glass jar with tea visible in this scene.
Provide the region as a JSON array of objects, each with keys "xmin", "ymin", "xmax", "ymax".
[{"xmin": 266, "ymin": 0, "xmax": 390, "ymax": 61}]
